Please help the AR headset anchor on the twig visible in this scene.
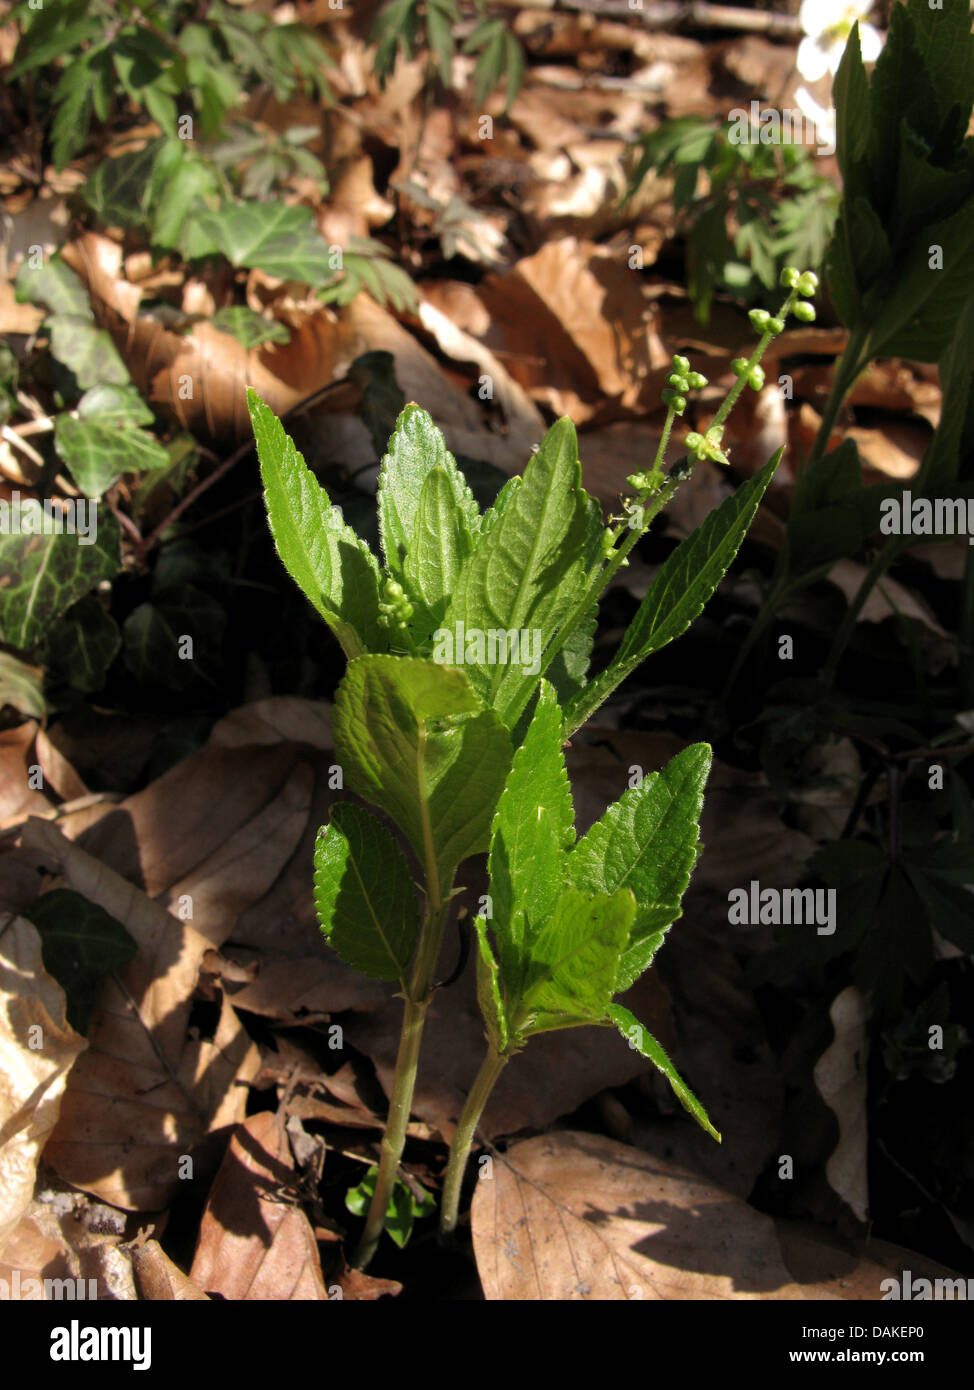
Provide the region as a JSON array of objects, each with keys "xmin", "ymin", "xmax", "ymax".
[{"xmin": 487, "ymin": 0, "xmax": 801, "ymax": 36}]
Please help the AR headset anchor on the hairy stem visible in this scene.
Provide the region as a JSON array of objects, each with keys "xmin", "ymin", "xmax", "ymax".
[
  {"xmin": 439, "ymin": 1045, "xmax": 509, "ymax": 1237},
  {"xmin": 352, "ymin": 891, "xmax": 453, "ymax": 1269}
]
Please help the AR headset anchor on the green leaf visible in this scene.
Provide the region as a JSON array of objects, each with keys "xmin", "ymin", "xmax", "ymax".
[
  {"xmin": 187, "ymin": 202, "xmax": 338, "ymax": 284},
  {"xmin": 50, "ymin": 58, "xmax": 93, "ymax": 171},
  {"xmin": 210, "ymin": 306, "xmax": 290, "ymax": 348},
  {"xmin": 41, "ymin": 596, "xmax": 121, "ymax": 695},
  {"xmin": 248, "ymin": 388, "xmax": 385, "ymax": 658},
  {"xmin": 0, "ymin": 651, "xmax": 46, "ymax": 719},
  {"xmin": 314, "ymin": 803, "xmax": 420, "ymax": 981},
  {"xmin": 122, "ymin": 584, "xmax": 226, "ymax": 691},
  {"xmin": 345, "ymin": 1165, "xmax": 432, "ymax": 1248},
  {"xmin": 55, "ymin": 414, "xmax": 169, "ymax": 497},
  {"xmin": 488, "ymin": 681, "xmax": 573, "ymax": 1000},
  {"xmin": 867, "ymin": 199, "xmax": 974, "ymax": 361},
  {"xmin": 377, "ymin": 404, "xmax": 479, "ymax": 584},
  {"xmin": 83, "ymin": 142, "xmax": 163, "ymax": 228},
  {"xmin": 403, "ymin": 466, "xmax": 475, "ymax": 636},
  {"xmin": 914, "ymin": 293, "xmax": 974, "ymax": 494},
  {"xmin": 569, "ymin": 743, "xmax": 711, "ymax": 991},
  {"xmin": 608, "ymin": 1003, "xmax": 720, "ymax": 1141},
  {"xmin": 48, "ymin": 318, "xmax": 131, "ymax": 391},
  {"xmin": 14, "ymin": 253, "xmax": 91, "ymax": 319},
  {"xmin": 783, "ymin": 439, "xmax": 868, "ymax": 585},
  {"xmin": 564, "ymin": 454, "xmax": 779, "ymax": 736},
  {"xmin": 333, "ymin": 655, "xmax": 511, "ymax": 892},
  {"xmin": 474, "ymin": 916, "xmax": 508, "ymax": 1053},
  {"xmin": 515, "ymin": 887, "xmax": 634, "ymax": 1033},
  {"xmin": 0, "ymin": 504, "xmax": 119, "ymax": 652},
  {"xmin": 446, "ymin": 416, "xmax": 601, "ymax": 728},
  {"xmin": 24, "ymin": 888, "xmax": 138, "ymax": 1035}
]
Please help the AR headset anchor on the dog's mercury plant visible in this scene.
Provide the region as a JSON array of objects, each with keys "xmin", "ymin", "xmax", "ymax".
[{"xmin": 247, "ymin": 269, "xmax": 815, "ymax": 1267}]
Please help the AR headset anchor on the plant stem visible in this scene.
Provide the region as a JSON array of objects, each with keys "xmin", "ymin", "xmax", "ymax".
[
  {"xmin": 805, "ymin": 325, "xmax": 870, "ymax": 470},
  {"xmin": 439, "ymin": 1045, "xmax": 509, "ymax": 1237},
  {"xmin": 820, "ymin": 537, "xmax": 906, "ymax": 690},
  {"xmin": 352, "ymin": 891, "xmax": 453, "ymax": 1270}
]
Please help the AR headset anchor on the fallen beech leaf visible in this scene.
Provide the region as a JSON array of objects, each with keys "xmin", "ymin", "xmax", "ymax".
[
  {"xmin": 19, "ymin": 819, "xmax": 257, "ymax": 1209},
  {"xmin": 0, "ymin": 723, "xmax": 52, "ymax": 828},
  {"xmin": 472, "ymin": 1132, "xmax": 961, "ymax": 1300},
  {"xmin": 814, "ymin": 987, "xmax": 869, "ymax": 1224},
  {"xmin": 190, "ymin": 1112, "xmax": 328, "ymax": 1300},
  {"xmin": 336, "ymin": 1265, "xmax": 402, "ymax": 1300},
  {"xmin": 0, "ymin": 915, "xmax": 87, "ymax": 1249},
  {"xmin": 0, "ymin": 1214, "xmax": 72, "ymax": 1298},
  {"xmin": 129, "ymin": 1238, "xmax": 209, "ymax": 1300}
]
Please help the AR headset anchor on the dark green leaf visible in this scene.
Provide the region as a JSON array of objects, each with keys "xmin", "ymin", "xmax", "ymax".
[{"xmin": 314, "ymin": 803, "xmax": 420, "ymax": 981}]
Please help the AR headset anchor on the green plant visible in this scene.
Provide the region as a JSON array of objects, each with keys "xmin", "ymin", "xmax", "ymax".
[
  {"xmin": 439, "ymin": 686, "xmax": 716, "ymax": 1236},
  {"xmin": 248, "ymin": 270, "xmax": 819, "ymax": 1266},
  {"xmin": 371, "ymin": 0, "xmax": 525, "ymax": 113},
  {"xmin": 724, "ymin": 0, "xmax": 974, "ymax": 1018},
  {"xmin": 627, "ymin": 115, "xmax": 839, "ymax": 322},
  {"xmin": 6, "ymin": 0, "xmax": 334, "ymax": 170}
]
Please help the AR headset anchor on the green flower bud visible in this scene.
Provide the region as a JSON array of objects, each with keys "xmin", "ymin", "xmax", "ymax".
[
  {"xmin": 793, "ymin": 301, "xmax": 816, "ymax": 323},
  {"xmin": 732, "ymin": 358, "xmax": 750, "ymax": 378},
  {"xmin": 748, "ymin": 309, "xmax": 770, "ymax": 333},
  {"xmin": 686, "ymin": 370, "xmax": 708, "ymax": 389},
  {"xmin": 705, "ymin": 424, "xmax": 724, "ymax": 443},
  {"xmin": 383, "ymin": 579, "xmax": 405, "ymax": 601},
  {"xmin": 671, "ymin": 353, "xmax": 690, "ymax": 375},
  {"xmin": 748, "ymin": 365, "xmax": 765, "ymax": 391},
  {"xmin": 780, "ymin": 266, "xmax": 800, "ymax": 289},
  {"xmin": 667, "ymin": 372, "xmax": 690, "ymax": 391},
  {"xmin": 767, "ymin": 316, "xmax": 785, "ymax": 335},
  {"xmin": 797, "ymin": 271, "xmax": 819, "ymax": 297},
  {"xmin": 600, "ymin": 529, "xmax": 617, "ymax": 557},
  {"xmin": 626, "ymin": 471, "xmax": 649, "ymax": 490},
  {"xmin": 671, "ymin": 394, "xmax": 687, "ymax": 413}
]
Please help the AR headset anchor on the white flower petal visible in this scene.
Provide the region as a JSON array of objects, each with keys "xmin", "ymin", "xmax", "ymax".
[
  {"xmin": 800, "ymin": 0, "xmax": 849, "ymax": 37},
  {"xmin": 797, "ymin": 34, "xmax": 833, "ymax": 81},
  {"xmin": 859, "ymin": 22, "xmax": 884, "ymax": 63}
]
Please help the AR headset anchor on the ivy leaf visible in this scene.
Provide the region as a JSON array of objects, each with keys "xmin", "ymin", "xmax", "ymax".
[
  {"xmin": 314, "ymin": 803, "xmax": 420, "ymax": 982},
  {"xmin": 41, "ymin": 596, "xmax": 121, "ymax": 695},
  {"xmin": 377, "ymin": 404, "xmax": 479, "ymax": 584},
  {"xmin": 24, "ymin": 888, "xmax": 138, "ymax": 1035},
  {"xmin": 0, "ymin": 504, "xmax": 120, "ymax": 652},
  {"xmin": 564, "ymin": 454, "xmax": 779, "ymax": 737},
  {"xmin": 187, "ymin": 203, "xmax": 338, "ymax": 284},
  {"xmin": 333, "ymin": 656, "xmax": 511, "ymax": 893},
  {"xmin": 446, "ymin": 416, "xmax": 602, "ymax": 729},
  {"xmin": 122, "ymin": 584, "xmax": 226, "ymax": 691},
  {"xmin": 55, "ymin": 410, "xmax": 169, "ymax": 497},
  {"xmin": 569, "ymin": 743, "xmax": 711, "ymax": 992},
  {"xmin": 210, "ymin": 306, "xmax": 291, "ymax": 348},
  {"xmin": 249, "ymin": 388, "xmax": 385, "ymax": 658},
  {"xmin": 515, "ymin": 888, "xmax": 634, "ymax": 1034},
  {"xmin": 608, "ymin": 1004, "xmax": 720, "ymax": 1141},
  {"xmin": 0, "ymin": 651, "xmax": 46, "ymax": 719},
  {"xmin": 487, "ymin": 680, "xmax": 573, "ymax": 1002}
]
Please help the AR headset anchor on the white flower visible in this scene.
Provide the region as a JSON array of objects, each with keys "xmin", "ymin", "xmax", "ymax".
[
  {"xmin": 795, "ymin": 85, "xmax": 837, "ymax": 156},
  {"xmin": 797, "ymin": 0, "xmax": 884, "ymax": 82}
]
